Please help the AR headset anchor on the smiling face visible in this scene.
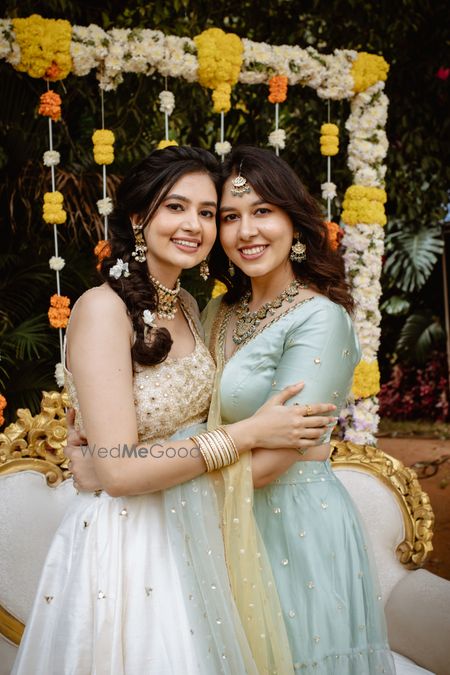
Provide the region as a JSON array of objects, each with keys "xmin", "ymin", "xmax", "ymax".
[
  {"xmin": 219, "ymin": 174, "xmax": 295, "ymax": 282},
  {"xmin": 140, "ymin": 171, "xmax": 218, "ymax": 281}
]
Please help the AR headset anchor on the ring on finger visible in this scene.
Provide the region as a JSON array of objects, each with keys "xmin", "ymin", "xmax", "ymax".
[{"xmin": 305, "ymin": 404, "xmax": 313, "ymax": 417}]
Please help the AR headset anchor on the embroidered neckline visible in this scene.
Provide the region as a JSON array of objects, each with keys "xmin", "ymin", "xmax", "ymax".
[{"xmin": 220, "ymin": 295, "xmax": 317, "ymax": 365}]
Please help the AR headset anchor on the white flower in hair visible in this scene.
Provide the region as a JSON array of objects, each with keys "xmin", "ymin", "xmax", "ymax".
[
  {"xmin": 97, "ymin": 197, "xmax": 113, "ymax": 216},
  {"xmin": 321, "ymin": 182, "xmax": 337, "ymax": 200},
  {"xmin": 215, "ymin": 141, "xmax": 232, "ymax": 157},
  {"xmin": 109, "ymin": 258, "xmax": 130, "ymax": 279},
  {"xmin": 143, "ymin": 309, "xmax": 156, "ymax": 327},
  {"xmin": 54, "ymin": 362, "xmax": 65, "ymax": 388},
  {"xmin": 49, "ymin": 255, "xmax": 66, "ymax": 271}
]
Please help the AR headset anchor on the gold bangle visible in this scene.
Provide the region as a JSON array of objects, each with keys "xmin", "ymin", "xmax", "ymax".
[{"xmin": 190, "ymin": 429, "xmax": 239, "ymax": 473}]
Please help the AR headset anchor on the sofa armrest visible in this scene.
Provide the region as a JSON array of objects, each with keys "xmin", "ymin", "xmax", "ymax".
[{"xmin": 385, "ymin": 569, "xmax": 450, "ymax": 675}]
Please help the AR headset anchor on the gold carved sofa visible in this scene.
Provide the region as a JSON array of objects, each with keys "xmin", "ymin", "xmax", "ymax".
[{"xmin": 1, "ymin": 392, "xmax": 450, "ymax": 675}]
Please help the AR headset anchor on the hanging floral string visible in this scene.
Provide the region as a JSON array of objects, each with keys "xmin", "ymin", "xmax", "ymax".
[
  {"xmin": 320, "ymin": 101, "xmax": 338, "ymax": 222},
  {"xmin": 93, "ymin": 90, "xmax": 115, "ymax": 267},
  {"xmin": 0, "ymin": 394, "xmax": 6, "ymax": 427},
  {"xmin": 157, "ymin": 86, "xmax": 178, "ymax": 149},
  {"xmin": 267, "ymin": 75, "xmax": 287, "ymax": 156}
]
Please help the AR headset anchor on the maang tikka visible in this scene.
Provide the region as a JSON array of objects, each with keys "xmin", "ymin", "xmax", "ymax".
[
  {"xmin": 131, "ymin": 222, "xmax": 147, "ymax": 263},
  {"xmin": 290, "ymin": 232, "xmax": 307, "ymax": 263},
  {"xmin": 230, "ymin": 161, "xmax": 251, "ymax": 197}
]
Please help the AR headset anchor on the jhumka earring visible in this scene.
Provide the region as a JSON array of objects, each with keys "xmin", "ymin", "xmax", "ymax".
[
  {"xmin": 230, "ymin": 161, "xmax": 251, "ymax": 197},
  {"xmin": 228, "ymin": 259, "xmax": 235, "ymax": 277},
  {"xmin": 131, "ymin": 223, "xmax": 147, "ymax": 263},
  {"xmin": 199, "ymin": 259, "xmax": 210, "ymax": 281},
  {"xmin": 290, "ymin": 232, "xmax": 306, "ymax": 263}
]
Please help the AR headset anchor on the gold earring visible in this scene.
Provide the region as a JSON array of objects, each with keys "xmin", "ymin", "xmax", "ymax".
[
  {"xmin": 290, "ymin": 233, "xmax": 306, "ymax": 263},
  {"xmin": 131, "ymin": 224, "xmax": 147, "ymax": 263},
  {"xmin": 228, "ymin": 259, "xmax": 235, "ymax": 277},
  {"xmin": 199, "ymin": 259, "xmax": 210, "ymax": 281}
]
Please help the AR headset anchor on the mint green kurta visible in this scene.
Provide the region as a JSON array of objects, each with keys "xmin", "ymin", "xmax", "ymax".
[{"xmin": 205, "ymin": 295, "xmax": 395, "ymax": 674}]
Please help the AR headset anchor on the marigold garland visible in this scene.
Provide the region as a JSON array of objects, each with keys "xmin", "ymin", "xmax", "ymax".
[
  {"xmin": 43, "ymin": 190, "xmax": 67, "ymax": 225},
  {"xmin": 94, "ymin": 239, "xmax": 111, "ymax": 270},
  {"xmin": 320, "ymin": 122, "xmax": 339, "ymax": 156},
  {"xmin": 0, "ymin": 394, "xmax": 6, "ymax": 427},
  {"xmin": 351, "ymin": 359, "xmax": 381, "ymax": 399},
  {"xmin": 12, "ymin": 14, "xmax": 72, "ymax": 80},
  {"xmin": 194, "ymin": 28, "xmax": 243, "ymax": 113},
  {"xmin": 157, "ymin": 139, "xmax": 178, "ymax": 150},
  {"xmin": 341, "ymin": 185, "xmax": 387, "ymax": 226},
  {"xmin": 324, "ymin": 220, "xmax": 342, "ymax": 250},
  {"xmin": 38, "ymin": 90, "xmax": 62, "ymax": 121},
  {"xmin": 268, "ymin": 75, "xmax": 288, "ymax": 103},
  {"xmin": 352, "ymin": 52, "xmax": 389, "ymax": 94},
  {"xmin": 92, "ymin": 128, "xmax": 115, "ymax": 165},
  {"xmin": 48, "ymin": 293, "xmax": 71, "ymax": 328}
]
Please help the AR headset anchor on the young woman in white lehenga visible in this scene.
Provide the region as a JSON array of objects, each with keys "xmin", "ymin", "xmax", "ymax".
[{"xmin": 13, "ymin": 146, "xmax": 334, "ymax": 675}]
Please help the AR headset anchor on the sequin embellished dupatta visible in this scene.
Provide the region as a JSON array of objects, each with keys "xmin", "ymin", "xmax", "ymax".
[{"xmin": 203, "ymin": 296, "xmax": 294, "ymax": 675}]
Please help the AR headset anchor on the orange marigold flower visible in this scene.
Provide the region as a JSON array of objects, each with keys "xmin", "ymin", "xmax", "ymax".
[
  {"xmin": 268, "ymin": 75, "xmax": 288, "ymax": 104},
  {"xmin": 0, "ymin": 395, "xmax": 6, "ymax": 410},
  {"xmin": 38, "ymin": 90, "xmax": 62, "ymax": 122},
  {"xmin": 45, "ymin": 61, "xmax": 62, "ymax": 81},
  {"xmin": 94, "ymin": 239, "xmax": 111, "ymax": 270},
  {"xmin": 50, "ymin": 293, "xmax": 71, "ymax": 309},
  {"xmin": 324, "ymin": 221, "xmax": 343, "ymax": 250},
  {"xmin": 48, "ymin": 307, "xmax": 71, "ymax": 329}
]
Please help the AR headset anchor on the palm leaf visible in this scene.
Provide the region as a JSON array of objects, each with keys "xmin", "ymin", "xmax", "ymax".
[
  {"xmin": 1, "ymin": 315, "xmax": 55, "ymax": 361},
  {"xmin": 396, "ymin": 313, "xmax": 446, "ymax": 364},
  {"xmin": 384, "ymin": 227, "xmax": 444, "ymax": 292}
]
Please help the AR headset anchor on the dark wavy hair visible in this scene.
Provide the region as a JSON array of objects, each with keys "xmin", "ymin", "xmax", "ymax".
[
  {"xmin": 209, "ymin": 145, "xmax": 354, "ymax": 313},
  {"xmin": 100, "ymin": 146, "xmax": 221, "ymax": 366}
]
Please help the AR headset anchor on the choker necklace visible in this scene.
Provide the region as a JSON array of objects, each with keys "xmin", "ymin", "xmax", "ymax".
[
  {"xmin": 232, "ymin": 279, "xmax": 307, "ymax": 345},
  {"xmin": 150, "ymin": 274, "xmax": 181, "ymax": 320}
]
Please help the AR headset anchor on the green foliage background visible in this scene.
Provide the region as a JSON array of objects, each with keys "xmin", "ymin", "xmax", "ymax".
[{"xmin": 0, "ymin": 0, "xmax": 449, "ymax": 421}]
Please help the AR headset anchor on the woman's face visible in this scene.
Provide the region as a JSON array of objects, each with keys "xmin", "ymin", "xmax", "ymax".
[
  {"xmin": 219, "ymin": 174, "xmax": 294, "ymax": 280},
  {"xmin": 141, "ymin": 171, "xmax": 217, "ymax": 276}
]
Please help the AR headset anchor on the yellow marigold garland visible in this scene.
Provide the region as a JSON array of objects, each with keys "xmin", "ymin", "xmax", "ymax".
[
  {"xmin": 48, "ymin": 294, "xmax": 71, "ymax": 329},
  {"xmin": 341, "ymin": 185, "xmax": 387, "ymax": 226},
  {"xmin": 320, "ymin": 123, "xmax": 339, "ymax": 156},
  {"xmin": 352, "ymin": 52, "xmax": 389, "ymax": 93},
  {"xmin": 12, "ymin": 14, "xmax": 72, "ymax": 80},
  {"xmin": 92, "ymin": 129, "xmax": 115, "ymax": 165},
  {"xmin": 268, "ymin": 75, "xmax": 288, "ymax": 103},
  {"xmin": 194, "ymin": 28, "xmax": 243, "ymax": 113},
  {"xmin": 351, "ymin": 360, "xmax": 380, "ymax": 399},
  {"xmin": 157, "ymin": 139, "xmax": 179, "ymax": 150},
  {"xmin": 43, "ymin": 191, "xmax": 67, "ymax": 225}
]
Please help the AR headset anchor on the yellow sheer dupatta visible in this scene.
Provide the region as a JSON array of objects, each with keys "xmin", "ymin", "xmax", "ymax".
[{"xmin": 203, "ymin": 297, "xmax": 294, "ymax": 675}]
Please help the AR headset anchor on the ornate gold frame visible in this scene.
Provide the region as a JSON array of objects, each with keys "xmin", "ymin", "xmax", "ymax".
[{"xmin": 0, "ymin": 394, "xmax": 435, "ymax": 646}]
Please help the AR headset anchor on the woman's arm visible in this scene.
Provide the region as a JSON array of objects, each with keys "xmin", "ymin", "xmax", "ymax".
[
  {"xmin": 251, "ymin": 300, "xmax": 360, "ymax": 488},
  {"xmin": 67, "ymin": 288, "xmax": 332, "ymax": 496}
]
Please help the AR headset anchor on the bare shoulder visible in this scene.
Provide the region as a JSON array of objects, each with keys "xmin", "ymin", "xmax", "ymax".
[{"xmin": 69, "ymin": 284, "xmax": 131, "ymax": 332}]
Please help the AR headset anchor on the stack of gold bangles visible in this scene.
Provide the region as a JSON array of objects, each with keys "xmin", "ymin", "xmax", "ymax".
[{"xmin": 190, "ymin": 427, "xmax": 239, "ymax": 472}]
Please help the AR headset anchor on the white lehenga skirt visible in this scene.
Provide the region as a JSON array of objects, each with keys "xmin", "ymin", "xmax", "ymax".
[{"xmin": 12, "ymin": 424, "xmax": 257, "ymax": 675}]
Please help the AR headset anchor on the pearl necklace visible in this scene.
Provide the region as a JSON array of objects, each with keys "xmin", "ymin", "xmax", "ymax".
[
  {"xmin": 150, "ymin": 274, "xmax": 181, "ymax": 320},
  {"xmin": 232, "ymin": 279, "xmax": 307, "ymax": 345}
]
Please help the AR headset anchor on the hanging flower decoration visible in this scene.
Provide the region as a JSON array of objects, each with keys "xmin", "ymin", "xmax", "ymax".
[
  {"xmin": 48, "ymin": 294, "xmax": 71, "ymax": 329},
  {"xmin": 320, "ymin": 123, "xmax": 339, "ymax": 156},
  {"xmin": 43, "ymin": 150, "xmax": 60, "ymax": 167},
  {"xmin": 49, "ymin": 255, "xmax": 65, "ymax": 271},
  {"xmin": 38, "ymin": 91, "xmax": 62, "ymax": 122},
  {"xmin": 215, "ymin": 141, "xmax": 232, "ymax": 157},
  {"xmin": 351, "ymin": 52, "xmax": 389, "ymax": 93},
  {"xmin": 94, "ymin": 239, "xmax": 111, "ymax": 270},
  {"xmin": 268, "ymin": 75, "xmax": 288, "ymax": 103},
  {"xmin": 11, "ymin": 15, "xmax": 72, "ymax": 80},
  {"xmin": 157, "ymin": 139, "xmax": 178, "ymax": 149},
  {"xmin": 351, "ymin": 360, "xmax": 381, "ymax": 399},
  {"xmin": 341, "ymin": 185, "xmax": 387, "ymax": 226},
  {"xmin": 268, "ymin": 129, "xmax": 286, "ymax": 150},
  {"xmin": 43, "ymin": 191, "xmax": 67, "ymax": 225},
  {"xmin": 54, "ymin": 362, "xmax": 65, "ymax": 388},
  {"xmin": 321, "ymin": 181, "xmax": 337, "ymax": 200},
  {"xmin": 0, "ymin": 394, "xmax": 6, "ymax": 427},
  {"xmin": 324, "ymin": 221, "xmax": 342, "ymax": 250},
  {"xmin": 97, "ymin": 197, "xmax": 113, "ymax": 216},
  {"xmin": 194, "ymin": 28, "xmax": 243, "ymax": 113},
  {"xmin": 92, "ymin": 128, "xmax": 115, "ymax": 164},
  {"xmin": 159, "ymin": 90, "xmax": 175, "ymax": 115}
]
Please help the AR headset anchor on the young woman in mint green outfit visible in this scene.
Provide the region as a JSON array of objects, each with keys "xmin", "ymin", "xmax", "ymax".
[{"xmin": 204, "ymin": 145, "xmax": 395, "ymax": 674}]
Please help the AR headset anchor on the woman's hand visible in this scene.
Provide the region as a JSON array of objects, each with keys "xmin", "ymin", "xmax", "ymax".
[
  {"xmin": 225, "ymin": 383, "xmax": 336, "ymax": 453},
  {"xmin": 65, "ymin": 409, "xmax": 102, "ymax": 492}
]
